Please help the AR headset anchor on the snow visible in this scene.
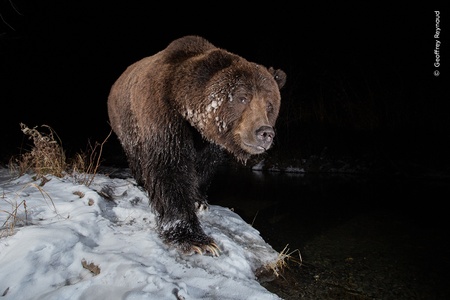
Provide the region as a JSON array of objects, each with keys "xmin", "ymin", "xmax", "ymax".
[{"xmin": 0, "ymin": 167, "xmax": 282, "ymax": 300}]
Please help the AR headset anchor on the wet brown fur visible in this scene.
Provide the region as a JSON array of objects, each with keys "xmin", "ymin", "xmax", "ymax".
[{"xmin": 107, "ymin": 35, "xmax": 286, "ymax": 255}]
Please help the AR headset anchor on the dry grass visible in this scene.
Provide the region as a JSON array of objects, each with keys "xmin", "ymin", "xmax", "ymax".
[
  {"xmin": 251, "ymin": 211, "xmax": 302, "ymax": 279},
  {"xmin": 10, "ymin": 123, "xmax": 67, "ymax": 178},
  {"xmin": 9, "ymin": 123, "xmax": 111, "ymax": 186},
  {"xmin": 69, "ymin": 129, "xmax": 112, "ymax": 186},
  {"xmin": 0, "ymin": 198, "xmax": 27, "ymax": 237},
  {"xmin": 265, "ymin": 244, "xmax": 303, "ymax": 279},
  {"xmin": 2, "ymin": 123, "xmax": 111, "ymax": 235},
  {"xmin": 1, "ymin": 181, "xmax": 57, "ymax": 237}
]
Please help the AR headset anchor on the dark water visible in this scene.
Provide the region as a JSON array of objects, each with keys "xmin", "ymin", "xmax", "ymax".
[
  {"xmin": 208, "ymin": 166, "xmax": 448, "ymax": 251},
  {"xmin": 208, "ymin": 166, "xmax": 450, "ymax": 299}
]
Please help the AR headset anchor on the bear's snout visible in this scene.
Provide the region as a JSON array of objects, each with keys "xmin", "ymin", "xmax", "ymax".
[{"xmin": 255, "ymin": 125, "xmax": 275, "ymax": 150}]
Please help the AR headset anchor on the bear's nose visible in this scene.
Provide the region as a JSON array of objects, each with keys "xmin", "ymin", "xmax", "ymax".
[{"xmin": 255, "ymin": 125, "xmax": 275, "ymax": 149}]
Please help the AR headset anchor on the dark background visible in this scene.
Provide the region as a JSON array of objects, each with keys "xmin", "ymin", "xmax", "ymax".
[{"xmin": 1, "ymin": 3, "xmax": 448, "ymax": 173}]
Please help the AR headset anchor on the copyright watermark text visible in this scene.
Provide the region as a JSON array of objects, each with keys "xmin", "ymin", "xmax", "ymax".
[{"xmin": 434, "ymin": 11, "xmax": 441, "ymax": 76}]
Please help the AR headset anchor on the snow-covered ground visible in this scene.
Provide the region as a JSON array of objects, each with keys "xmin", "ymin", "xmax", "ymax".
[{"xmin": 0, "ymin": 167, "xmax": 283, "ymax": 300}]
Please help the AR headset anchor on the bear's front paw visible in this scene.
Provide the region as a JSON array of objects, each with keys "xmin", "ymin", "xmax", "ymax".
[
  {"xmin": 173, "ymin": 232, "xmax": 221, "ymax": 257},
  {"xmin": 160, "ymin": 221, "xmax": 220, "ymax": 256}
]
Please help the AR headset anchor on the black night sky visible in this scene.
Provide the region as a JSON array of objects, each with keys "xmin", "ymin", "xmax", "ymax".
[{"xmin": 1, "ymin": 3, "xmax": 448, "ymax": 172}]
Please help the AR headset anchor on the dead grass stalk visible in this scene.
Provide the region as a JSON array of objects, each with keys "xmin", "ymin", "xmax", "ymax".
[{"xmin": 266, "ymin": 244, "xmax": 303, "ymax": 279}]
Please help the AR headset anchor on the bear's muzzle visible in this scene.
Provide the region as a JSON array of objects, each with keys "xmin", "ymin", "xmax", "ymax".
[{"xmin": 255, "ymin": 125, "xmax": 275, "ymax": 151}]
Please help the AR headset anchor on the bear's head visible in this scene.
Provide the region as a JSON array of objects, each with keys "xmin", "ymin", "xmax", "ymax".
[{"xmin": 178, "ymin": 47, "xmax": 286, "ymax": 162}]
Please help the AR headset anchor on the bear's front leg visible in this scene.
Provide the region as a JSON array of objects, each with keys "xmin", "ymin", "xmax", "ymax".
[{"xmin": 142, "ymin": 141, "xmax": 220, "ymax": 256}]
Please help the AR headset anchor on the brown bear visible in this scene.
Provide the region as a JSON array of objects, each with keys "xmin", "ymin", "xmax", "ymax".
[{"xmin": 107, "ymin": 35, "xmax": 286, "ymax": 256}]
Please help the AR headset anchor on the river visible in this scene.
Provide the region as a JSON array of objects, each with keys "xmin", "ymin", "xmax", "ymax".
[{"xmin": 208, "ymin": 166, "xmax": 450, "ymax": 299}]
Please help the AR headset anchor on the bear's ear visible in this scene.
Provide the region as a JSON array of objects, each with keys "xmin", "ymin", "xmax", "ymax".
[{"xmin": 268, "ymin": 67, "xmax": 287, "ymax": 90}]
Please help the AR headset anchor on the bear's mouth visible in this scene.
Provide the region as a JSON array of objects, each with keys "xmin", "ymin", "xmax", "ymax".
[{"xmin": 242, "ymin": 142, "xmax": 268, "ymax": 154}]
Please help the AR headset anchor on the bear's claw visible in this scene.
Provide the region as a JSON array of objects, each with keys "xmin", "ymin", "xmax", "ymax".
[{"xmin": 191, "ymin": 242, "xmax": 221, "ymax": 257}]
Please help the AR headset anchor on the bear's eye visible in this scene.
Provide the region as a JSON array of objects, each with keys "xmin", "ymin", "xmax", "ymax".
[
  {"xmin": 238, "ymin": 96, "xmax": 248, "ymax": 104},
  {"xmin": 267, "ymin": 102, "xmax": 273, "ymax": 113}
]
